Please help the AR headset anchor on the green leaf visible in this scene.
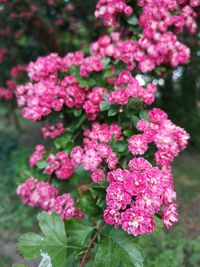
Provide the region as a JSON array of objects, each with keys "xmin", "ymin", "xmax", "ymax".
[
  {"xmin": 103, "ymin": 70, "xmax": 112, "ymax": 79},
  {"xmin": 74, "ymin": 109, "xmax": 82, "ymax": 117},
  {"xmin": 108, "ymin": 105, "xmax": 118, "ymax": 117},
  {"xmin": 111, "ymin": 140, "xmax": 127, "ymax": 153},
  {"xmin": 123, "ymin": 130, "xmax": 134, "ymax": 137},
  {"xmin": 54, "ymin": 133, "xmax": 73, "ymax": 149},
  {"xmin": 100, "ymin": 101, "xmax": 110, "ymax": 111},
  {"xmin": 102, "ymin": 58, "xmax": 111, "ymax": 68},
  {"xmin": 37, "ymin": 160, "xmax": 48, "ymax": 170},
  {"xmin": 70, "ymin": 166, "xmax": 90, "ymax": 185},
  {"xmin": 139, "ymin": 110, "xmax": 149, "ymax": 120},
  {"xmin": 95, "ymin": 238, "xmax": 119, "ymax": 267},
  {"xmin": 127, "ymin": 16, "xmax": 138, "ymax": 26},
  {"xmin": 17, "ymin": 212, "xmax": 68, "ymax": 267},
  {"xmin": 65, "ymin": 218, "xmax": 94, "ymax": 246},
  {"xmin": 132, "ymin": 115, "xmax": 140, "ymax": 127},
  {"xmin": 64, "ymin": 142, "xmax": 74, "ymax": 154},
  {"xmin": 78, "ymin": 79, "xmax": 96, "ymax": 87},
  {"xmin": 77, "ymin": 192, "xmax": 101, "ymax": 217},
  {"xmin": 17, "ymin": 233, "xmax": 42, "ymax": 260},
  {"xmin": 95, "ymin": 226, "xmax": 144, "ymax": 267},
  {"xmin": 38, "ymin": 212, "xmax": 68, "ymax": 267}
]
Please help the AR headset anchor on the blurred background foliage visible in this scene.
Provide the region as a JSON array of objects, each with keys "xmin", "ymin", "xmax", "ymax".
[{"xmin": 0, "ymin": 0, "xmax": 200, "ymax": 266}]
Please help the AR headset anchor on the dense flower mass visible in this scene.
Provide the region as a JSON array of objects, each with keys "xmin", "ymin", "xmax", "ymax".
[
  {"xmin": 70, "ymin": 122, "xmax": 122, "ymax": 175},
  {"xmin": 17, "ymin": 177, "xmax": 59, "ymax": 210},
  {"xmin": 15, "ymin": 0, "xmax": 194, "ymax": 237},
  {"xmin": 104, "ymin": 157, "xmax": 178, "ymax": 236},
  {"xmin": 17, "ymin": 177, "xmax": 82, "ymax": 220},
  {"xmin": 95, "ymin": 0, "xmax": 133, "ymax": 28},
  {"xmin": 45, "ymin": 152, "xmax": 74, "ymax": 180},
  {"xmin": 15, "ymin": 0, "xmax": 200, "ymax": 121}
]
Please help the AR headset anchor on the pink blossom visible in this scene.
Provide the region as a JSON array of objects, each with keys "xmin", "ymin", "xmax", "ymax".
[
  {"xmin": 106, "ymin": 182, "xmax": 132, "ymax": 210},
  {"xmin": 128, "ymin": 134, "xmax": 148, "ymax": 156},
  {"xmin": 162, "ymin": 204, "xmax": 178, "ymax": 229},
  {"xmin": 121, "ymin": 207, "xmax": 156, "ymax": 236}
]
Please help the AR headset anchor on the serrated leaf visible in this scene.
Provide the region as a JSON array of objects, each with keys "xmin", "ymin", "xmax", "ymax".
[
  {"xmin": 38, "ymin": 212, "xmax": 68, "ymax": 267},
  {"xmin": 100, "ymin": 101, "xmax": 110, "ymax": 111},
  {"xmin": 95, "ymin": 238, "xmax": 119, "ymax": 267},
  {"xmin": 77, "ymin": 192, "xmax": 101, "ymax": 217},
  {"xmin": 95, "ymin": 226, "xmax": 144, "ymax": 267},
  {"xmin": 65, "ymin": 218, "xmax": 94, "ymax": 246},
  {"xmin": 17, "ymin": 233, "xmax": 42, "ymax": 260},
  {"xmin": 38, "ymin": 212, "xmax": 67, "ymax": 244}
]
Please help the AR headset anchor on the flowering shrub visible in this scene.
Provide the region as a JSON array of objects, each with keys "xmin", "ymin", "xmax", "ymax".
[{"xmin": 16, "ymin": 0, "xmax": 199, "ymax": 266}]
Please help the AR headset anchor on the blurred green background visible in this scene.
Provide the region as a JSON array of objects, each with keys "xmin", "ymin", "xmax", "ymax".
[{"xmin": 0, "ymin": 1, "xmax": 200, "ymax": 266}]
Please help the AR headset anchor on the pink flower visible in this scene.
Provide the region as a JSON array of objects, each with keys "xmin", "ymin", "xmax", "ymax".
[
  {"xmin": 29, "ymin": 144, "xmax": 45, "ymax": 168},
  {"xmin": 162, "ymin": 204, "xmax": 178, "ymax": 229},
  {"xmin": 50, "ymin": 193, "xmax": 76, "ymax": 220},
  {"xmin": 123, "ymin": 172, "xmax": 147, "ymax": 195},
  {"xmin": 128, "ymin": 134, "xmax": 148, "ymax": 156},
  {"xmin": 106, "ymin": 182, "xmax": 132, "ymax": 210},
  {"xmin": 91, "ymin": 169, "xmax": 105, "ymax": 183},
  {"xmin": 128, "ymin": 157, "xmax": 152, "ymax": 173},
  {"xmin": 148, "ymin": 108, "xmax": 168, "ymax": 124},
  {"xmin": 121, "ymin": 207, "xmax": 156, "ymax": 236},
  {"xmin": 70, "ymin": 146, "xmax": 84, "ymax": 167},
  {"xmin": 104, "ymin": 208, "xmax": 121, "ymax": 227},
  {"xmin": 134, "ymin": 190, "xmax": 162, "ymax": 214},
  {"xmin": 45, "ymin": 152, "xmax": 74, "ymax": 179}
]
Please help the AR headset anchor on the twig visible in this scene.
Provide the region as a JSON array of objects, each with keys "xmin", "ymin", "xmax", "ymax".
[{"xmin": 80, "ymin": 220, "xmax": 105, "ymax": 267}]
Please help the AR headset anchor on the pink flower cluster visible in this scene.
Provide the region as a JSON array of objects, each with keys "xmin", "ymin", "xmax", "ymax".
[
  {"xmin": 107, "ymin": 71, "xmax": 157, "ymax": 105},
  {"xmin": 0, "ymin": 87, "xmax": 13, "ymax": 100},
  {"xmin": 50, "ymin": 193, "xmax": 84, "ymax": 220},
  {"xmin": 42, "ymin": 122, "xmax": 65, "ymax": 139},
  {"xmin": 91, "ymin": 32, "xmax": 190, "ymax": 72},
  {"xmin": 128, "ymin": 108, "xmax": 190, "ymax": 166},
  {"xmin": 138, "ymin": 0, "xmax": 199, "ymax": 34},
  {"xmin": 104, "ymin": 158, "xmax": 178, "ymax": 236},
  {"xmin": 94, "ymin": 0, "xmax": 200, "ymax": 69},
  {"xmin": 83, "ymin": 87, "xmax": 107, "ymax": 120},
  {"xmin": 17, "ymin": 177, "xmax": 83, "ymax": 220},
  {"xmin": 29, "ymin": 144, "xmax": 45, "ymax": 168},
  {"xmin": 95, "ymin": 0, "xmax": 133, "ymax": 28},
  {"xmin": 27, "ymin": 53, "xmax": 61, "ymax": 82},
  {"xmin": 45, "ymin": 152, "xmax": 74, "ymax": 180},
  {"xmin": 15, "ymin": 76, "xmax": 86, "ymax": 121},
  {"xmin": 17, "ymin": 177, "xmax": 58, "ymax": 211},
  {"xmin": 70, "ymin": 122, "xmax": 122, "ymax": 182},
  {"xmin": 10, "ymin": 64, "xmax": 25, "ymax": 79},
  {"xmin": 0, "ymin": 80, "xmax": 16, "ymax": 100}
]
